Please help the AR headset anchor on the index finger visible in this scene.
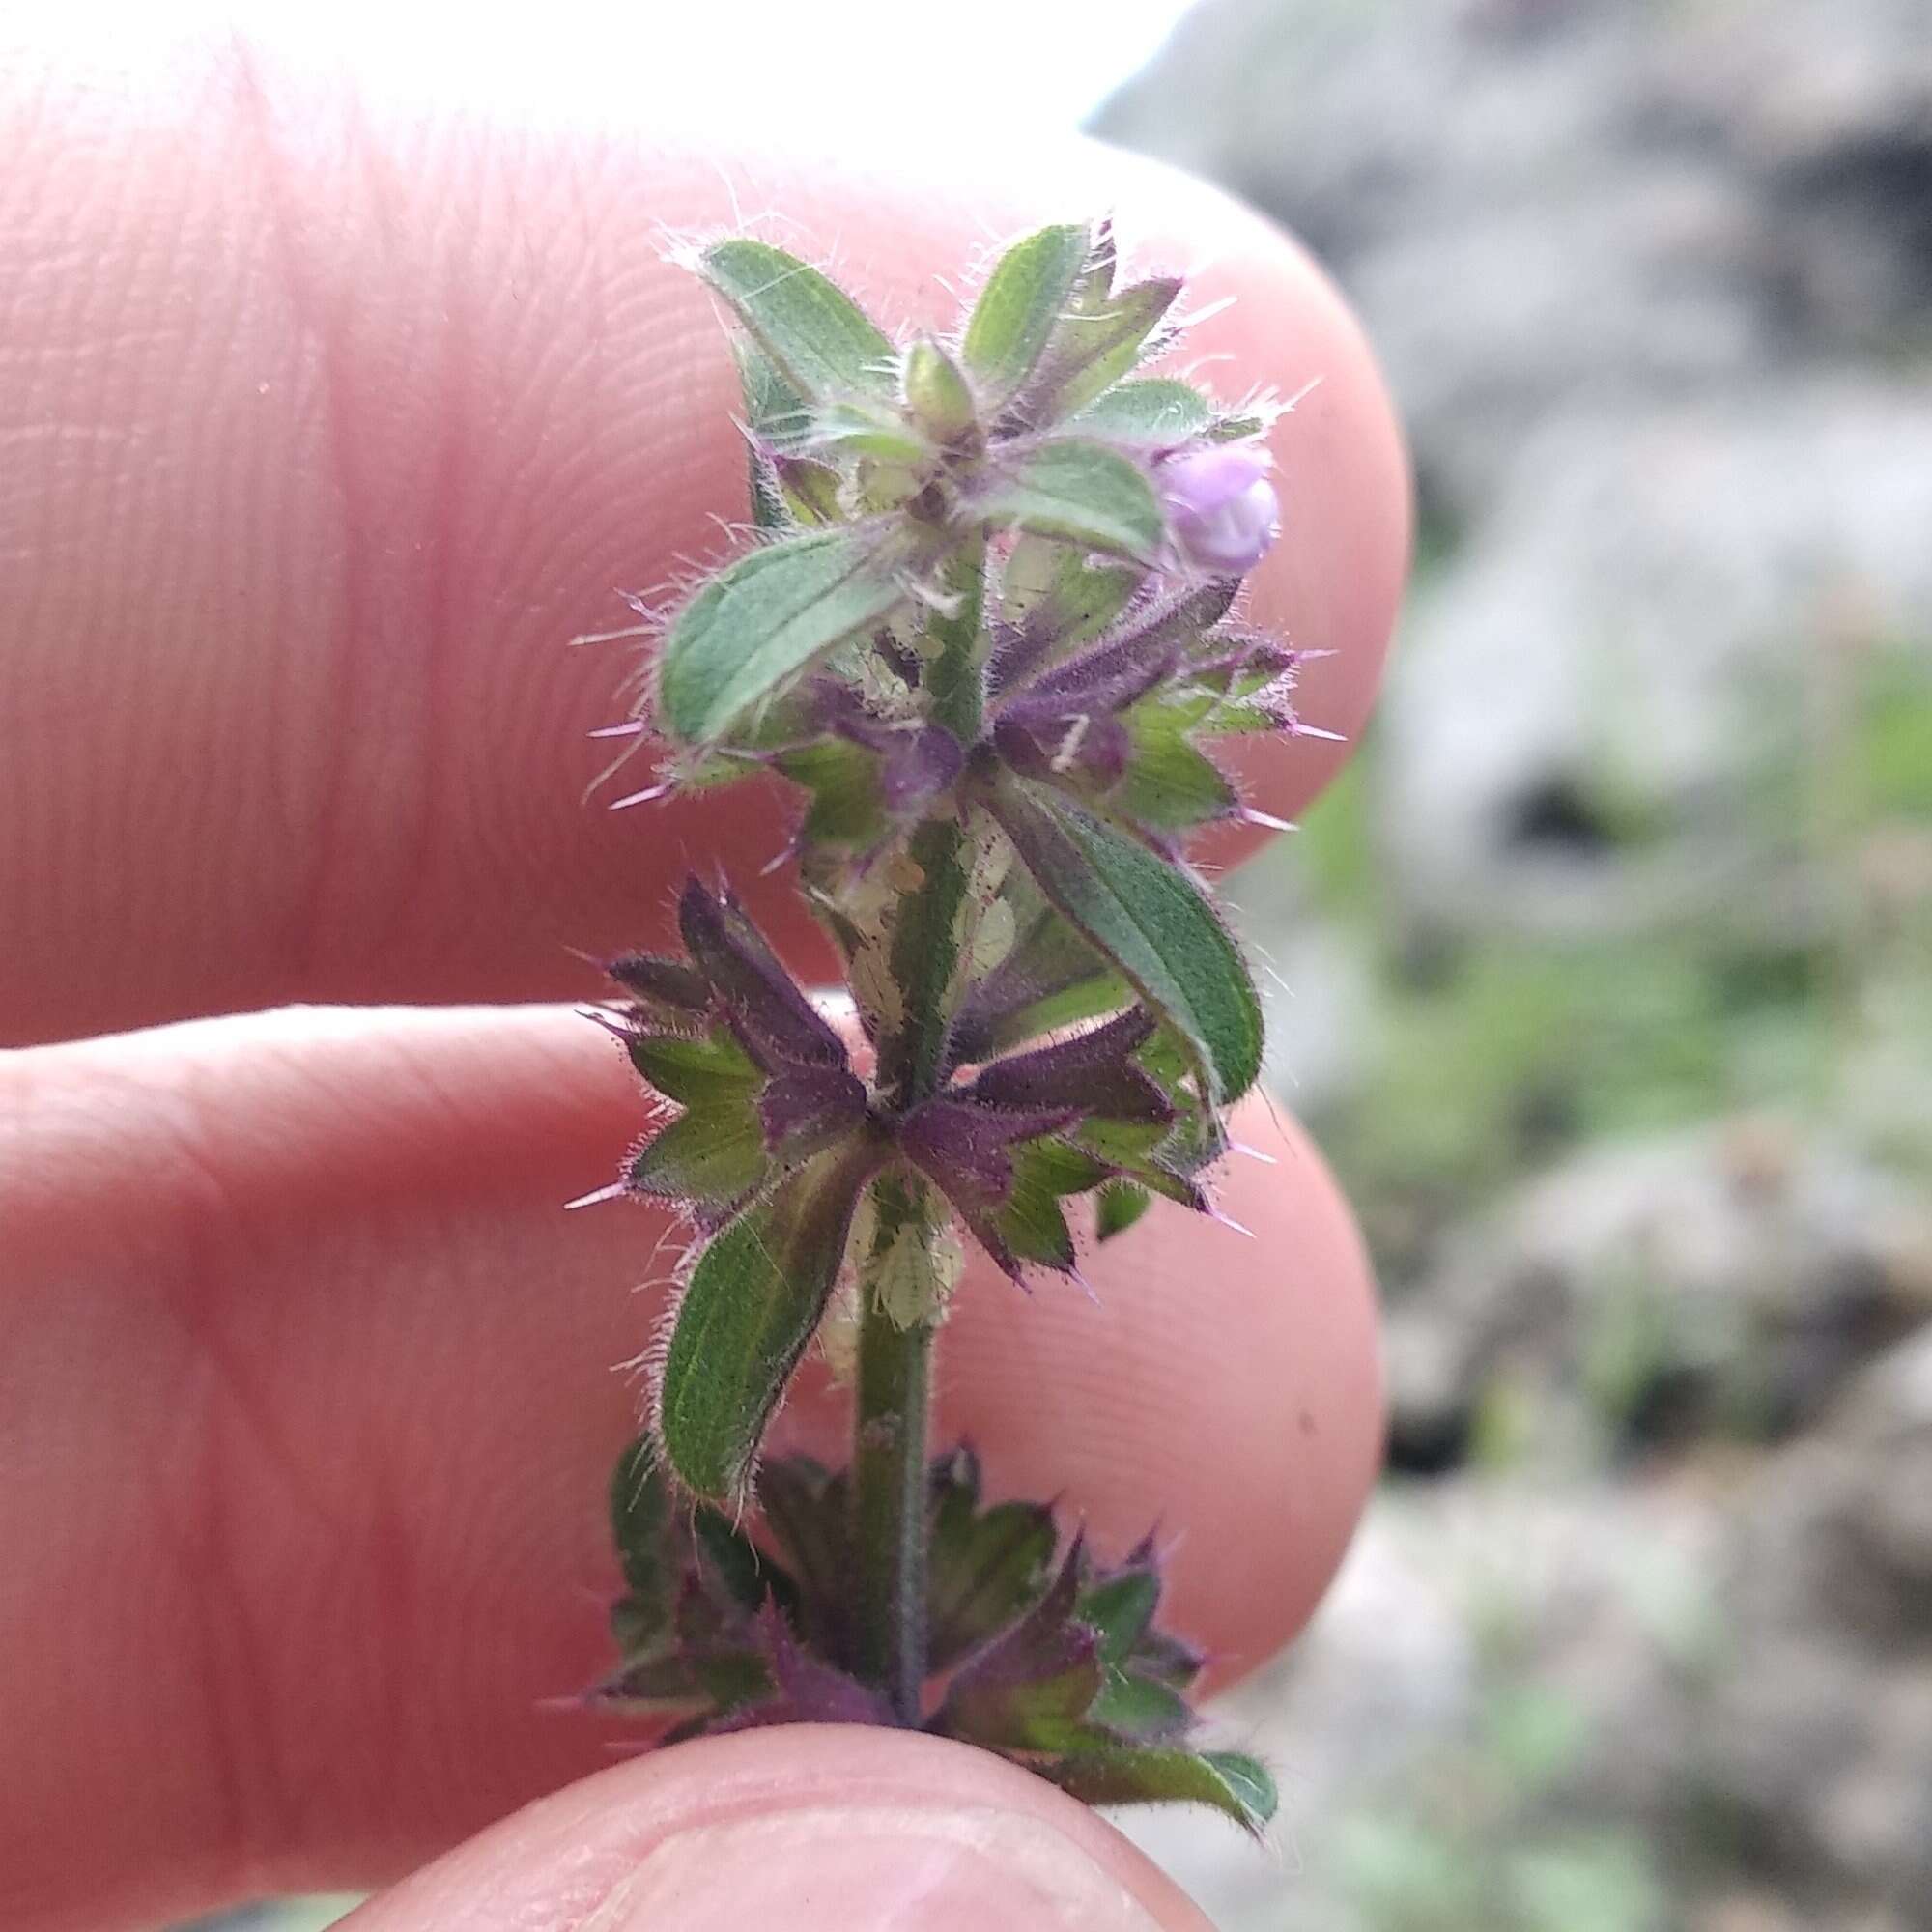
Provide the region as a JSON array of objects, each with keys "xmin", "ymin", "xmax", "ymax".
[{"xmin": 0, "ymin": 37, "xmax": 1408, "ymax": 1045}]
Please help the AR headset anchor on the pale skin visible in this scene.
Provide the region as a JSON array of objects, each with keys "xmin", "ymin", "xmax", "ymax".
[{"xmin": 0, "ymin": 27, "xmax": 1409, "ymax": 1931}]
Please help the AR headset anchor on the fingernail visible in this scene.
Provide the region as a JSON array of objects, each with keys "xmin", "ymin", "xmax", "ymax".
[{"xmin": 582, "ymin": 1800, "xmax": 1169, "ymax": 1930}]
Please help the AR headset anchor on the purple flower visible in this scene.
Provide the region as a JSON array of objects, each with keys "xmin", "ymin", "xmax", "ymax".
[{"xmin": 1159, "ymin": 443, "xmax": 1279, "ymax": 575}]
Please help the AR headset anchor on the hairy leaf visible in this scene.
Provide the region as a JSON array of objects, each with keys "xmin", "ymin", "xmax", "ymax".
[
  {"xmin": 609, "ymin": 1437, "xmax": 675, "ymax": 1651},
  {"xmin": 997, "ymin": 536, "xmax": 1142, "ymax": 653},
  {"xmin": 700, "ymin": 239, "xmax": 895, "ymax": 403},
  {"xmin": 627, "ymin": 1099, "xmax": 769, "ymax": 1217},
  {"xmin": 985, "ymin": 781, "xmax": 1264, "ymax": 1104},
  {"xmin": 657, "ymin": 532, "xmax": 905, "ymax": 747},
  {"xmin": 952, "ymin": 895, "xmax": 1131, "ymax": 1061},
  {"xmin": 626, "ymin": 1029, "xmax": 761, "ymax": 1107},
  {"xmin": 1042, "ymin": 1746, "xmax": 1277, "ymax": 1834},
  {"xmin": 656, "ymin": 1144, "xmax": 879, "ymax": 1503},
  {"xmin": 974, "ymin": 440, "xmax": 1166, "ymax": 560},
  {"xmin": 926, "ymin": 1448, "xmax": 1059, "ymax": 1670},
  {"xmin": 1026, "ymin": 276, "xmax": 1182, "ymax": 423},
  {"xmin": 961, "ymin": 223, "xmax": 1091, "ymax": 406},
  {"xmin": 1119, "ymin": 705, "xmax": 1241, "ymax": 833},
  {"xmin": 901, "ymin": 336, "xmax": 977, "ymax": 443},
  {"xmin": 1094, "ymin": 1179, "xmax": 1152, "ymax": 1241},
  {"xmin": 1069, "ymin": 376, "xmax": 1215, "ymax": 445}
]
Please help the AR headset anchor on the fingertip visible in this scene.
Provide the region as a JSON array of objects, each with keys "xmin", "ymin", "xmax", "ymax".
[{"xmin": 348, "ymin": 1728, "xmax": 1212, "ymax": 1931}]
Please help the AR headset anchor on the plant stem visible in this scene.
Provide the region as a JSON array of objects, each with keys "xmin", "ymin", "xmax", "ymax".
[
  {"xmin": 850, "ymin": 814, "xmax": 972, "ymax": 1720},
  {"xmin": 852, "ymin": 1249, "xmax": 935, "ymax": 1722}
]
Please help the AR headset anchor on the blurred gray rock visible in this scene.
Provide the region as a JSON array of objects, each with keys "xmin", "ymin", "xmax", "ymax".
[
  {"xmin": 1103, "ymin": 0, "xmax": 1932, "ymax": 948},
  {"xmin": 1702, "ymin": 1327, "xmax": 1932, "ymax": 1915},
  {"xmin": 1377, "ymin": 386, "xmax": 1932, "ymax": 942},
  {"xmin": 1385, "ymin": 1117, "xmax": 1932, "ymax": 1468},
  {"xmin": 1099, "ymin": 0, "xmax": 1932, "ymax": 517}
]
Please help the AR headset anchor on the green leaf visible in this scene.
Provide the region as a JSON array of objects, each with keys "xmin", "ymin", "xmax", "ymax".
[
  {"xmin": 996, "ymin": 1138, "xmax": 1111, "ymax": 1270},
  {"xmin": 810, "ymin": 398, "xmax": 931, "ymax": 464},
  {"xmin": 656, "ymin": 531, "xmax": 905, "ymax": 746},
  {"xmin": 998, "ymin": 535, "xmax": 1142, "ymax": 646},
  {"xmin": 1027, "ymin": 276, "xmax": 1182, "ymax": 423},
  {"xmin": 1079, "ymin": 1568, "xmax": 1159, "ymax": 1666},
  {"xmin": 1094, "ymin": 1179, "xmax": 1151, "ymax": 1241},
  {"xmin": 926, "ymin": 1448, "xmax": 1059, "ymax": 1670},
  {"xmin": 1090, "ymin": 1669, "xmax": 1193, "ymax": 1742},
  {"xmin": 973, "ymin": 440, "xmax": 1165, "ymax": 559},
  {"xmin": 777, "ymin": 737, "xmax": 891, "ymax": 849},
  {"xmin": 961, "ymin": 223, "xmax": 1092, "ymax": 405},
  {"xmin": 985, "ymin": 781, "xmax": 1264, "ymax": 1104},
  {"xmin": 628, "ymin": 1099, "xmax": 769, "ymax": 1214},
  {"xmin": 609, "ymin": 1437, "xmax": 675, "ymax": 1650},
  {"xmin": 1042, "ymin": 1745, "xmax": 1277, "ymax": 1834},
  {"xmin": 628, "ymin": 1030, "xmax": 761, "ymax": 1106},
  {"xmin": 953, "ymin": 895, "xmax": 1132, "ymax": 1060},
  {"xmin": 656, "ymin": 1145, "xmax": 878, "ymax": 1503},
  {"xmin": 1119, "ymin": 707, "xmax": 1240, "ymax": 833},
  {"xmin": 1070, "ymin": 378, "xmax": 1215, "ymax": 445},
  {"xmin": 700, "ymin": 238, "xmax": 895, "ymax": 403},
  {"xmin": 771, "ymin": 455, "xmax": 844, "ymax": 527},
  {"xmin": 691, "ymin": 1504, "xmax": 790, "ymax": 1616},
  {"xmin": 594, "ymin": 1649, "xmax": 706, "ymax": 1710},
  {"xmin": 902, "ymin": 336, "xmax": 977, "ymax": 443}
]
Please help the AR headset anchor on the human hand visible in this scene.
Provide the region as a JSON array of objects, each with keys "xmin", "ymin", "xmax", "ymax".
[{"xmin": 0, "ymin": 25, "xmax": 1407, "ymax": 1929}]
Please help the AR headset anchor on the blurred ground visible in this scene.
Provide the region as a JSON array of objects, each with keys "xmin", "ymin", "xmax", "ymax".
[
  {"xmin": 182, "ymin": 1, "xmax": 1930, "ymax": 1928},
  {"xmin": 1095, "ymin": 1, "xmax": 1932, "ymax": 1927}
]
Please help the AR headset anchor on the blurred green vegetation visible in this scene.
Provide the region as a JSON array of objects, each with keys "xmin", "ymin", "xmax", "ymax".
[{"xmin": 1288, "ymin": 637, "xmax": 1932, "ymax": 1294}]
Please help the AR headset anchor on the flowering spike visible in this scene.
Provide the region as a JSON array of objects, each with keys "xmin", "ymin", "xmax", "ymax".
[{"xmin": 583, "ymin": 220, "xmax": 1324, "ymax": 1835}]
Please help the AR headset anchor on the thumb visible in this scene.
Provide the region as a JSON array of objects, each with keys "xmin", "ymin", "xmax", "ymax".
[{"xmin": 343, "ymin": 1726, "xmax": 1214, "ymax": 1930}]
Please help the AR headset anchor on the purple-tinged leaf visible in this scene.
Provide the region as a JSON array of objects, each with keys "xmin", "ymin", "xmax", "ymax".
[
  {"xmin": 877, "ymin": 724, "xmax": 965, "ymax": 814},
  {"xmin": 751, "ymin": 1456, "xmax": 853, "ymax": 1665},
  {"xmin": 703, "ymin": 1604, "xmax": 897, "ymax": 1734},
  {"xmin": 992, "ymin": 709, "xmax": 1133, "ymax": 792},
  {"xmin": 1020, "ymin": 275, "xmax": 1184, "ymax": 426},
  {"xmin": 984, "ymin": 780, "xmax": 1263, "ymax": 1107},
  {"xmin": 757, "ymin": 1064, "xmax": 869, "ymax": 1158},
  {"xmin": 607, "ymin": 953, "xmax": 711, "ymax": 1014},
  {"xmin": 898, "ymin": 1097, "xmax": 1080, "ymax": 1217},
  {"xmin": 677, "ymin": 878, "xmax": 848, "ymax": 1069},
  {"xmin": 967, "ymin": 1008, "xmax": 1173, "ymax": 1127},
  {"xmin": 936, "ymin": 1540, "xmax": 1104, "ymax": 1752},
  {"xmin": 994, "ymin": 578, "xmax": 1237, "ymax": 710},
  {"xmin": 588, "ymin": 1650, "xmax": 707, "ymax": 1711},
  {"xmin": 952, "ymin": 901, "xmax": 1129, "ymax": 1062}
]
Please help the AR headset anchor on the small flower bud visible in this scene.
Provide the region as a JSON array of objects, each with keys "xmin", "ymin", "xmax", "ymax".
[{"xmin": 1159, "ymin": 443, "xmax": 1280, "ymax": 574}]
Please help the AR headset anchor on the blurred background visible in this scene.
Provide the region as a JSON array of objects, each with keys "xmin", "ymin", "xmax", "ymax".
[{"xmin": 182, "ymin": 0, "xmax": 1929, "ymax": 1927}]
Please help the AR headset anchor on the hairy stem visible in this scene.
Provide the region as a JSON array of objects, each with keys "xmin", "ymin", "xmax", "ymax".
[
  {"xmin": 852, "ymin": 1198, "xmax": 936, "ymax": 1722},
  {"xmin": 851, "ymin": 816, "xmax": 971, "ymax": 1717}
]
